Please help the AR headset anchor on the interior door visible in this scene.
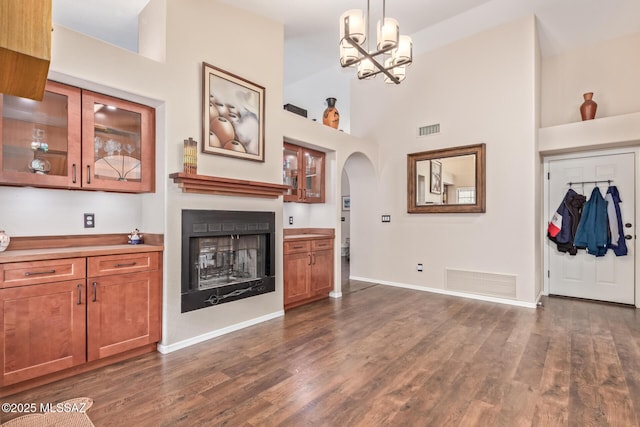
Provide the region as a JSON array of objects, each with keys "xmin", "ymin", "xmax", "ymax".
[{"xmin": 547, "ymin": 153, "xmax": 635, "ymax": 304}]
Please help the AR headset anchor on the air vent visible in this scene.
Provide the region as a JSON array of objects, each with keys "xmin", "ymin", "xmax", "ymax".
[{"xmin": 418, "ymin": 123, "xmax": 440, "ymax": 137}]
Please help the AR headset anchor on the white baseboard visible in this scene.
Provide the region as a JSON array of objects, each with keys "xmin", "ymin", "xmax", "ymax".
[
  {"xmin": 349, "ymin": 276, "xmax": 538, "ymax": 309},
  {"xmin": 329, "ymin": 291, "xmax": 342, "ymax": 298},
  {"xmin": 157, "ymin": 310, "xmax": 285, "ymax": 354}
]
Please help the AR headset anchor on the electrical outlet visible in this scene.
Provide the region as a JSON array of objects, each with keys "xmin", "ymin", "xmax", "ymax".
[
  {"xmin": 417, "ymin": 263, "xmax": 423, "ymax": 272},
  {"xmin": 84, "ymin": 213, "xmax": 95, "ymax": 228},
  {"xmin": 381, "ymin": 215, "xmax": 391, "ymax": 222},
  {"xmin": 288, "ymin": 216, "xmax": 293, "ymax": 225}
]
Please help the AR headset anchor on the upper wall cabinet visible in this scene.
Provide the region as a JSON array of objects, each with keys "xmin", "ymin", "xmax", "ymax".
[
  {"xmin": 283, "ymin": 142, "xmax": 325, "ymax": 203},
  {"xmin": 0, "ymin": 80, "xmax": 155, "ymax": 193}
]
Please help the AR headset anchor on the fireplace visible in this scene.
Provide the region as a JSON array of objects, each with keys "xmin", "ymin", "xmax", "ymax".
[{"xmin": 181, "ymin": 209, "xmax": 275, "ymax": 313}]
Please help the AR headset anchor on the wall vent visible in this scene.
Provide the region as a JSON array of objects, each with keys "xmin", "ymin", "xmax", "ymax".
[
  {"xmin": 445, "ymin": 269, "xmax": 517, "ymax": 299},
  {"xmin": 418, "ymin": 123, "xmax": 440, "ymax": 137}
]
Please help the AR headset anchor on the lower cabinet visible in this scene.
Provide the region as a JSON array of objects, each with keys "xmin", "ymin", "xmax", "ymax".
[
  {"xmin": 284, "ymin": 234, "xmax": 334, "ymax": 310},
  {"xmin": 0, "ymin": 280, "xmax": 87, "ymax": 386},
  {"xmin": 0, "ymin": 250, "xmax": 162, "ymax": 391}
]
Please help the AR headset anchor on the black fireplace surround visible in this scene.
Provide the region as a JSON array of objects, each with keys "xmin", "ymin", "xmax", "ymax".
[{"xmin": 181, "ymin": 209, "xmax": 275, "ymax": 313}]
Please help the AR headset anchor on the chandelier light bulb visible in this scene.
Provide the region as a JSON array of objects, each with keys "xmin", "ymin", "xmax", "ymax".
[
  {"xmin": 392, "ymin": 35, "xmax": 413, "ymax": 66},
  {"xmin": 340, "ymin": 9, "xmax": 366, "ymax": 46},
  {"xmin": 357, "ymin": 57, "xmax": 376, "ymax": 79},
  {"xmin": 340, "ymin": 42, "xmax": 360, "ymax": 67},
  {"xmin": 383, "ymin": 58, "xmax": 406, "ymax": 84},
  {"xmin": 377, "ymin": 17, "xmax": 399, "ymax": 51}
]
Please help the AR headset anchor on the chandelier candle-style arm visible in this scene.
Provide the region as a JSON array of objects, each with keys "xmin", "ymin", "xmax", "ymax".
[{"xmin": 338, "ymin": 0, "xmax": 413, "ymax": 85}]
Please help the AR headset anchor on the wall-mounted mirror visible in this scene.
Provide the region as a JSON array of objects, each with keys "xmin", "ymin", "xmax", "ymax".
[{"xmin": 408, "ymin": 143, "xmax": 486, "ymax": 213}]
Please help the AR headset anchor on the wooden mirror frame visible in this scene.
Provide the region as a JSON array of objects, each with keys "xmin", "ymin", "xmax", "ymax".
[{"xmin": 407, "ymin": 143, "xmax": 486, "ymax": 213}]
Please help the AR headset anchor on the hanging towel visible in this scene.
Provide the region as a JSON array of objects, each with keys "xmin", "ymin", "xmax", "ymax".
[
  {"xmin": 574, "ymin": 187, "xmax": 609, "ymax": 257},
  {"xmin": 547, "ymin": 188, "xmax": 587, "ymax": 255},
  {"xmin": 606, "ymin": 186, "xmax": 628, "ymax": 256}
]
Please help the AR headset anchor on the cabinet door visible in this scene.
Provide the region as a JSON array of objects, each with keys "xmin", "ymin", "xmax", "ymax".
[
  {"xmin": 283, "ymin": 143, "xmax": 300, "ymax": 202},
  {"xmin": 302, "ymin": 148, "xmax": 325, "ymax": 203},
  {"xmin": 87, "ymin": 270, "xmax": 161, "ymax": 361},
  {"xmin": 0, "ymin": 80, "xmax": 82, "ymax": 189},
  {"xmin": 283, "ymin": 252, "xmax": 311, "ymax": 307},
  {"xmin": 310, "ymin": 249, "xmax": 333, "ymax": 296},
  {"xmin": 0, "ymin": 280, "xmax": 86, "ymax": 386},
  {"xmin": 81, "ymin": 90, "xmax": 155, "ymax": 193}
]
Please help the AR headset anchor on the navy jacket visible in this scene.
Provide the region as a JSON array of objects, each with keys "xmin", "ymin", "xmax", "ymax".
[{"xmin": 606, "ymin": 186, "xmax": 628, "ymax": 256}]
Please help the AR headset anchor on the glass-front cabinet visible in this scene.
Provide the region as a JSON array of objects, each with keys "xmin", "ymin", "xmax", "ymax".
[
  {"xmin": 0, "ymin": 81, "xmax": 82, "ymax": 188},
  {"xmin": 82, "ymin": 91, "xmax": 155, "ymax": 193},
  {"xmin": 283, "ymin": 142, "xmax": 325, "ymax": 203},
  {"xmin": 0, "ymin": 80, "xmax": 155, "ymax": 193}
]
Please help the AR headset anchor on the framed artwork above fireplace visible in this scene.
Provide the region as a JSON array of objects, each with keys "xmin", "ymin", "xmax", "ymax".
[{"xmin": 202, "ymin": 62, "xmax": 265, "ymax": 162}]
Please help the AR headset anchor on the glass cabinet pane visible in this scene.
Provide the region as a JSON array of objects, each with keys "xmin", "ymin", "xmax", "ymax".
[
  {"xmin": 91, "ymin": 103, "xmax": 142, "ymax": 183},
  {"xmin": 2, "ymin": 90, "xmax": 72, "ymax": 178},
  {"xmin": 304, "ymin": 151, "xmax": 323, "ymax": 199},
  {"xmin": 283, "ymin": 146, "xmax": 299, "ymax": 197}
]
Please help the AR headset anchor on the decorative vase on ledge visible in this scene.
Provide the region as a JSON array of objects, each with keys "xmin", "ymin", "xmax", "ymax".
[
  {"xmin": 580, "ymin": 92, "xmax": 597, "ymax": 121},
  {"xmin": 322, "ymin": 97, "xmax": 340, "ymax": 129}
]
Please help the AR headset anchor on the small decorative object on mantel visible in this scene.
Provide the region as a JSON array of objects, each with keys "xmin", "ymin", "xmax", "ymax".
[
  {"xmin": 0, "ymin": 230, "xmax": 9, "ymax": 252},
  {"xmin": 128, "ymin": 229, "xmax": 143, "ymax": 245},
  {"xmin": 322, "ymin": 97, "xmax": 340, "ymax": 129},
  {"xmin": 183, "ymin": 137, "xmax": 197, "ymax": 174},
  {"xmin": 580, "ymin": 92, "xmax": 598, "ymax": 121}
]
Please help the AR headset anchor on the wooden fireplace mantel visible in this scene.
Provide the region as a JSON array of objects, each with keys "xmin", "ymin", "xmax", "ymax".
[{"xmin": 169, "ymin": 172, "xmax": 290, "ymax": 198}]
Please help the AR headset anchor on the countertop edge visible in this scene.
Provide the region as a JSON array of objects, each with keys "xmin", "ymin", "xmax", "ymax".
[{"xmin": 0, "ymin": 244, "xmax": 164, "ymax": 264}]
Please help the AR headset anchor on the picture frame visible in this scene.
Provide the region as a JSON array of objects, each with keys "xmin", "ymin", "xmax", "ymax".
[
  {"xmin": 202, "ymin": 62, "xmax": 265, "ymax": 162},
  {"xmin": 430, "ymin": 160, "xmax": 442, "ymax": 194},
  {"xmin": 342, "ymin": 196, "xmax": 351, "ymax": 211}
]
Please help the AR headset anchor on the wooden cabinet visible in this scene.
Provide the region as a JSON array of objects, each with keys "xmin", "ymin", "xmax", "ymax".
[
  {"xmin": 0, "ymin": 80, "xmax": 155, "ymax": 193},
  {"xmin": 283, "ymin": 142, "xmax": 325, "ymax": 203},
  {"xmin": 87, "ymin": 252, "xmax": 161, "ymax": 361},
  {"xmin": 0, "ymin": 246, "xmax": 162, "ymax": 393},
  {"xmin": 284, "ymin": 230, "xmax": 334, "ymax": 310},
  {"xmin": 0, "ymin": 280, "xmax": 86, "ymax": 386}
]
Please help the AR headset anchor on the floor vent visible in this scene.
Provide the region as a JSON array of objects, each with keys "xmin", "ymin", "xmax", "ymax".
[
  {"xmin": 418, "ymin": 123, "xmax": 440, "ymax": 137},
  {"xmin": 445, "ymin": 269, "xmax": 517, "ymax": 299}
]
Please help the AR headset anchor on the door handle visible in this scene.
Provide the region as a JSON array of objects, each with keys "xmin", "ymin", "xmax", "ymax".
[
  {"xmin": 625, "ymin": 235, "xmax": 633, "ymax": 240},
  {"xmin": 92, "ymin": 281, "xmax": 97, "ymax": 302},
  {"xmin": 72, "ymin": 164, "xmax": 77, "ymax": 183},
  {"xmin": 87, "ymin": 165, "xmax": 91, "ymax": 184},
  {"xmin": 77, "ymin": 284, "xmax": 82, "ymax": 305}
]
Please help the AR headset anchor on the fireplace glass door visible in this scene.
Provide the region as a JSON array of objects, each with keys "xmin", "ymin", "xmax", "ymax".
[{"xmin": 190, "ymin": 234, "xmax": 265, "ymax": 291}]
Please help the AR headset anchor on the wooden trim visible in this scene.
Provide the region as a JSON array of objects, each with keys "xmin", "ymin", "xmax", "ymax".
[
  {"xmin": 169, "ymin": 172, "xmax": 290, "ymax": 198},
  {"xmin": 5, "ymin": 233, "xmax": 163, "ymax": 251}
]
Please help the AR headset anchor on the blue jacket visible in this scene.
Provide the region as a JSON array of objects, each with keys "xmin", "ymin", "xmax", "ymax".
[
  {"xmin": 606, "ymin": 186, "xmax": 628, "ymax": 256},
  {"xmin": 574, "ymin": 187, "xmax": 609, "ymax": 257}
]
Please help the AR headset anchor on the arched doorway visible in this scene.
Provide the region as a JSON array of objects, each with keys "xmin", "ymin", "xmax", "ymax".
[{"xmin": 339, "ymin": 151, "xmax": 377, "ymax": 295}]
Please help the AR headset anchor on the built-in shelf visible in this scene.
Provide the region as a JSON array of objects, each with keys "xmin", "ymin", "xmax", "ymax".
[
  {"xmin": 539, "ymin": 112, "xmax": 640, "ymax": 154},
  {"xmin": 169, "ymin": 172, "xmax": 290, "ymax": 198}
]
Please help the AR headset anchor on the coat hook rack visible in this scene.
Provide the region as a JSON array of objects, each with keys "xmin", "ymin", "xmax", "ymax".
[{"xmin": 567, "ymin": 180, "xmax": 613, "ymax": 187}]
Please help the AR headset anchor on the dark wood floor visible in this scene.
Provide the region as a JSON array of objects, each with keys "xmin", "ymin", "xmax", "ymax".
[{"xmin": 3, "ymin": 261, "xmax": 640, "ymax": 426}]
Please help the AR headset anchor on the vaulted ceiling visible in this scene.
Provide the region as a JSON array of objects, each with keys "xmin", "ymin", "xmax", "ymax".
[{"xmin": 53, "ymin": 0, "xmax": 640, "ymax": 85}]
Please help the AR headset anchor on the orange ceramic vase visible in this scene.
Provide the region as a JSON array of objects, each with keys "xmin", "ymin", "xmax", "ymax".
[
  {"xmin": 322, "ymin": 97, "xmax": 340, "ymax": 129},
  {"xmin": 580, "ymin": 92, "xmax": 597, "ymax": 121}
]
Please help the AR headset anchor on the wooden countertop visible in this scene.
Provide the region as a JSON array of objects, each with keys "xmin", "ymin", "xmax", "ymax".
[
  {"xmin": 0, "ymin": 244, "xmax": 163, "ymax": 263},
  {"xmin": 283, "ymin": 228, "xmax": 334, "ymax": 241},
  {"xmin": 0, "ymin": 233, "xmax": 164, "ymax": 263}
]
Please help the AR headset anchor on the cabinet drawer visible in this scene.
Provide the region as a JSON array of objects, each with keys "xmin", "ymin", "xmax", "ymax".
[
  {"xmin": 88, "ymin": 252, "xmax": 159, "ymax": 277},
  {"xmin": 284, "ymin": 240, "xmax": 311, "ymax": 254},
  {"xmin": 312, "ymin": 239, "xmax": 334, "ymax": 251},
  {"xmin": 0, "ymin": 258, "xmax": 86, "ymax": 288}
]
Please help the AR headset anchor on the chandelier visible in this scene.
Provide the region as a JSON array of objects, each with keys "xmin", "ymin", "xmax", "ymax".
[{"xmin": 339, "ymin": 0, "xmax": 413, "ymax": 84}]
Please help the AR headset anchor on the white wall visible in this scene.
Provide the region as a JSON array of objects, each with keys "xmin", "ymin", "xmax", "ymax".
[
  {"xmin": 349, "ymin": 17, "xmax": 540, "ymax": 304},
  {"xmin": 541, "ymin": 32, "xmax": 640, "ymax": 128}
]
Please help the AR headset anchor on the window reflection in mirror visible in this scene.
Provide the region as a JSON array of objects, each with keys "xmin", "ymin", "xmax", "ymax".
[{"xmin": 407, "ymin": 143, "xmax": 485, "ymax": 213}]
